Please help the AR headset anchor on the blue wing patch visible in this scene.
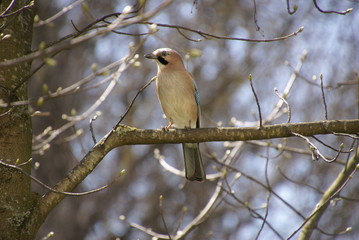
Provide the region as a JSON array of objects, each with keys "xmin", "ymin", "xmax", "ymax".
[{"xmin": 194, "ymin": 81, "xmax": 200, "ymax": 105}]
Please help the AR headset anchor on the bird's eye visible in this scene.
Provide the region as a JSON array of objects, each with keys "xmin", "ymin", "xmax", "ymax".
[
  {"xmin": 157, "ymin": 56, "xmax": 169, "ymax": 65},
  {"xmin": 161, "ymin": 51, "xmax": 169, "ymax": 56}
]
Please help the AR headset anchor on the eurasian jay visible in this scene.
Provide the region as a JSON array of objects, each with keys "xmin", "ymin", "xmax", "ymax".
[{"xmin": 145, "ymin": 48, "xmax": 206, "ymax": 181}]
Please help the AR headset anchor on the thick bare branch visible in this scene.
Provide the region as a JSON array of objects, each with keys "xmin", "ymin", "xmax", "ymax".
[
  {"xmin": 294, "ymin": 146, "xmax": 359, "ymax": 240},
  {"xmin": 24, "ymin": 118, "xmax": 358, "ymax": 239},
  {"xmin": 111, "ymin": 119, "xmax": 358, "ymax": 145}
]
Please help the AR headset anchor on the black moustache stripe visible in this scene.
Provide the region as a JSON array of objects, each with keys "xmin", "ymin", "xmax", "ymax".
[{"xmin": 157, "ymin": 56, "xmax": 168, "ymax": 65}]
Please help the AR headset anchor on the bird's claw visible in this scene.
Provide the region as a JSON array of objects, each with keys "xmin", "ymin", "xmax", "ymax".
[
  {"xmin": 161, "ymin": 122, "xmax": 173, "ymax": 131},
  {"xmin": 161, "ymin": 126, "xmax": 169, "ymax": 131}
]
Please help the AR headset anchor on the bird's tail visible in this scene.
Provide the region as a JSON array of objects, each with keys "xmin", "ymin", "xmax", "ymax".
[{"xmin": 182, "ymin": 143, "xmax": 206, "ymax": 181}]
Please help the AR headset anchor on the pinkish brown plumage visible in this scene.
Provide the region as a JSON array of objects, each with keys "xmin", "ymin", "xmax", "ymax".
[{"xmin": 145, "ymin": 48, "xmax": 205, "ymax": 181}]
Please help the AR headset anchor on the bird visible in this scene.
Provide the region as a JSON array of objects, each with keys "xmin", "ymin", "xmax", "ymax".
[{"xmin": 145, "ymin": 48, "xmax": 206, "ymax": 181}]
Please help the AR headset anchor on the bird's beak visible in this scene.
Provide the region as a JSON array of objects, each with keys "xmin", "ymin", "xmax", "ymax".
[{"xmin": 145, "ymin": 53, "xmax": 157, "ymax": 59}]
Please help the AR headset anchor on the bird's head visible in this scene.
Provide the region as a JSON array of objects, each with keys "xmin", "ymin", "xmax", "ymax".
[{"xmin": 145, "ymin": 48, "xmax": 184, "ymax": 70}]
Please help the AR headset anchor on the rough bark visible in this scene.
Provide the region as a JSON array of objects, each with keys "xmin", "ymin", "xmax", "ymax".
[{"xmin": 0, "ymin": 1, "xmax": 38, "ymax": 239}]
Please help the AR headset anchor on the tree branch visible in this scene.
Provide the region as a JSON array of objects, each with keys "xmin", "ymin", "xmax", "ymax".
[
  {"xmin": 0, "ymin": 0, "xmax": 173, "ymax": 69},
  {"xmin": 312, "ymin": 0, "xmax": 353, "ymax": 15},
  {"xmin": 110, "ymin": 120, "xmax": 357, "ymax": 145},
  {"xmin": 24, "ymin": 119, "xmax": 358, "ymax": 237},
  {"xmin": 294, "ymin": 146, "xmax": 359, "ymax": 240},
  {"xmin": 143, "ymin": 21, "xmax": 304, "ymax": 43},
  {"xmin": 34, "ymin": 0, "xmax": 86, "ymax": 27}
]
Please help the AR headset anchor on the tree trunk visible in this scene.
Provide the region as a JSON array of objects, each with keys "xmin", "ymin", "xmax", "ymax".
[{"xmin": 0, "ymin": 1, "xmax": 39, "ymax": 239}]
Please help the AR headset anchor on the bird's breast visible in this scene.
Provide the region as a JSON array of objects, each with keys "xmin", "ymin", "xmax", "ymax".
[{"xmin": 156, "ymin": 71, "xmax": 198, "ymax": 128}]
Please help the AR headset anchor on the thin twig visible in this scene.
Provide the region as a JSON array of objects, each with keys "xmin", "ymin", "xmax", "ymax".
[
  {"xmin": 264, "ymin": 50, "xmax": 307, "ymax": 123},
  {"xmin": 245, "ymin": 140, "xmax": 348, "ymax": 165},
  {"xmin": 0, "ymin": 0, "xmax": 33, "ymax": 18},
  {"xmin": 159, "ymin": 195, "xmax": 172, "ymax": 240},
  {"xmin": 32, "ymin": 41, "xmax": 144, "ymax": 152},
  {"xmin": 121, "ymin": 179, "xmax": 226, "ymax": 240},
  {"xmin": 320, "ymin": 75, "xmax": 328, "ymax": 120},
  {"xmin": 286, "ymin": 0, "xmax": 297, "ymax": 15},
  {"xmin": 33, "ymin": 78, "xmax": 117, "ymax": 152},
  {"xmin": 287, "ymin": 63, "xmax": 358, "ymax": 90},
  {"xmin": 34, "ymin": 0, "xmax": 87, "ymax": 27},
  {"xmin": 176, "ymin": 27, "xmax": 201, "ymax": 42},
  {"xmin": 332, "ymin": 132, "xmax": 359, "ymax": 139},
  {"xmin": 277, "ymin": 166, "xmax": 323, "ymax": 193},
  {"xmin": 40, "ymin": 231, "xmax": 54, "ymax": 240},
  {"xmin": 32, "ymin": 53, "xmax": 133, "ymax": 152},
  {"xmin": 255, "ymin": 145, "xmax": 272, "ymax": 240},
  {"xmin": 221, "ymin": 185, "xmax": 284, "ymax": 240},
  {"xmin": 175, "ymin": 180, "xmax": 226, "ymax": 239},
  {"xmin": 11, "ymin": 50, "xmax": 63, "ymax": 95},
  {"xmin": 90, "ymin": 114, "xmax": 98, "ymax": 144},
  {"xmin": 291, "ymin": 132, "xmax": 343, "ymax": 163},
  {"xmin": 0, "ymin": 0, "xmax": 16, "ymax": 17},
  {"xmin": 274, "ymin": 88, "xmax": 291, "ymax": 123},
  {"xmin": 191, "ymin": 0, "xmax": 199, "ymax": 13},
  {"xmin": 70, "ymin": 19, "xmax": 81, "ymax": 32},
  {"xmin": 0, "ymin": 107, "xmax": 12, "ymax": 117},
  {"xmin": 0, "ymin": 58, "xmax": 125, "ymax": 109},
  {"xmin": 115, "ymin": 76, "xmax": 157, "ymax": 127},
  {"xmin": 211, "ymin": 156, "xmax": 306, "ymax": 219},
  {"xmin": 174, "ymin": 206, "xmax": 187, "ymax": 234},
  {"xmin": 252, "ymin": 0, "xmax": 263, "ymax": 34},
  {"xmin": 312, "ymin": 135, "xmax": 352, "ymax": 154},
  {"xmin": 278, "ymin": 164, "xmax": 359, "ymax": 203},
  {"xmin": 312, "ymin": 0, "xmax": 353, "ymax": 15},
  {"xmin": 0, "ymin": 0, "xmax": 173, "ymax": 69},
  {"xmin": 143, "ymin": 21, "xmax": 304, "ymax": 43},
  {"xmin": 119, "ymin": 215, "xmax": 171, "ymax": 239},
  {"xmin": 248, "ymin": 74, "xmax": 262, "ymax": 128},
  {"xmin": 246, "ymin": 140, "xmax": 312, "ymax": 156},
  {"xmin": 0, "ymin": 160, "xmax": 125, "ymax": 196},
  {"xmin": 80, "ymin": 19, "xmax": 150, "ymax": 37},
  {"xmin": 17, "ymin": 157, "xmax": 33, "ymax": 167},
  {"xmin": 155, "ymin": 148, "xmax": 222, "ymax": 180},
  {"xmin": 266, "ymin": 139, "xmax": 288, "ymax": 159},
  {"xmin": 155, "ymin": 149, "xmax": 185, "ymax": 178},
  {"xmin": 64, "ymin": 73, "xmax": 119, "ymax": 122}
]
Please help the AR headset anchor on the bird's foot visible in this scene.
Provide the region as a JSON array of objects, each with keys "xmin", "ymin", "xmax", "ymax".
[{"xmin": 161, "ymin": 122, "xmax": 173, "ymax": 131}]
